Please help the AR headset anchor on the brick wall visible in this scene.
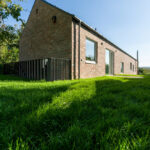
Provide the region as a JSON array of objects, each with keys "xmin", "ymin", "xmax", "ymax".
[
  {"xmin": 19, "ymin": 0, "xmax": 72, "ymax": 61},
  {"xmin": 72, "ymin": 22, "xmax": 137, "ymax": 79},
  {"xmin": 20, "ymin": 0, "xmax": 137, "ymax": 79}
]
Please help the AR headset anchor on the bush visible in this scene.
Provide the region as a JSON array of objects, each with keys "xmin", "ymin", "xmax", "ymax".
[
  {"xmin": 0, "ymin": 46, "xmax": 19, "ymax": 64},
  {"xmin": 138, "ymin": 68, "xmax": 144, "ymax": 74}
]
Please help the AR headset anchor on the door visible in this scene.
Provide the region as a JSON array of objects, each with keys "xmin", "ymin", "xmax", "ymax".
[{"xmin": 105, "ymin": 49, "xmax": 114, "ymax": 75}]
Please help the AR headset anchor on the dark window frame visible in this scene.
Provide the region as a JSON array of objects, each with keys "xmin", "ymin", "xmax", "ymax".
[
  {"xmin": 121, "ymin": 62, "xmax": 124, "ymax": 73},
  {"xmin": 130, "ymin": 62, "xmax": 132, "ymax": 70}
]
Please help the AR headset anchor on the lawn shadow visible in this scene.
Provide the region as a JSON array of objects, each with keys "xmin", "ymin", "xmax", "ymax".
[
  {"xmin": 0, "ymin": 74, "xmax": 28, "ymax": 82},
  {"xmin": 27, "ymin": 77, "xmax": 149, "ymax": 149},
  {"xmin": 0, "ymin": 76, "xmax": 150, "ymax": 149},
  {"xmin": 0, "ymin": 81, "xmax": 77, "ymax": 149}
]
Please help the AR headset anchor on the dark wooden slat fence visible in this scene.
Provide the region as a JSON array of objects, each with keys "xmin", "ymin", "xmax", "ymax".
[{"xmin": 3, "ymin": 58, "xmax": 71, "ymax": 81}]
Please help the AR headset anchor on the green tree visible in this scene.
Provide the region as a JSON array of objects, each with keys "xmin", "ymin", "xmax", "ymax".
[
  {"xmin": 0, "ymin": 0, "xmax": 23, "ymax": 22},
  {"xmin": 0, "ymin": 0, "xmax": 24, "ymax": 63},
  {"xmin": 0, "ymin": 46, "xmax": 19, "ymax": 64},
  {"xmin": 0, "ymin": 0, "xmax": 24, "ymax": 46}
]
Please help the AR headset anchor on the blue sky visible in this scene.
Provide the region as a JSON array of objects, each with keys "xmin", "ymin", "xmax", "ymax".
[{"xmin": 6, "ymin": 0, "xmax": 150, "ymax": 67}]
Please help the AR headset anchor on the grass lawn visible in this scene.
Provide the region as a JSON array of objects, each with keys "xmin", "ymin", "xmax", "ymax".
[
  {"xmin": 143, "ymin": 68, "xmax": 150, "ymax": 75},
  {"xmin": 0, "ymin": 75, "xmax": 150, "ymax": 150},
  {"xmin": 115, "ymin": 74, "xmax": 144, "ymax": 77}
]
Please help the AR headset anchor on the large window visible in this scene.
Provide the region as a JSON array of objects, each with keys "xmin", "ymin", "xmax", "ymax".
[
  {"xmin": 133, "ymin": 65, "xmax": 134, "ymax": 72},
  {"xmin": 105, "ymin": 49, "xmax": 114, "ymax": 75},
  {"xmin": 130, "ymin": 63, "xmax": 132, "ymax": 70},
  {"xmin": 121, "ymin": 62, "xmax": 124, "ymax": 73},
  {"xmin": 86, "ymin": 38, "xmax": 97, "ymax": 62}
]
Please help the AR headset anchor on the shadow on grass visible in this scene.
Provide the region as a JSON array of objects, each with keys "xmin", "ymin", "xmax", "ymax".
[
  {"xmin": 0, "ymin": 74, "xmax": 28, "ymax": 82},
  {"xmin": 0, "ymin": 76, "xmax": 150, "ymax": 149},
  {"xmin": 0, "ymin": 81, "xmax": 75, "ymax": 149}
]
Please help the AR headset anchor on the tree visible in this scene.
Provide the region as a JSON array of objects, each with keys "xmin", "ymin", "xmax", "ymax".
[
  {"xmin": 0, "ymin": 0, "xmax": 24, "ymax": 63},
  {"xmin": 0, "ymin": 0, "xmax": 23, "ymax": 23},
  {"xmin": 0, "ymin": 46, "xmax": 19, "ymax": 64},
  {"xmin": 138, "ymin": 68, "xmax": 144, "ymax": 75},
  {"xmin": 0, "ymin": 0, "xmax": 24, "ymax": 45}
]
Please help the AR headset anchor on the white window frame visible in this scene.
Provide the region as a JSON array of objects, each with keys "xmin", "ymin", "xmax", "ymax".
[{"xmin": 85, "ymin": 38, "xmax": 97, "ymax": 64}]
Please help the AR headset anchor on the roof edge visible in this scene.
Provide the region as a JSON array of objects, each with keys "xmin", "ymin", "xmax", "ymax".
[
  {"xmin": 41, "ymin": 0, "xmax": 137, "ymax": 61},
  {"xmin": 41, "ymin": 0, "xmax": 74, "ymax": 17},
  {"xmin": 73, "ymin": 16, "xmax": 137, "ymax": 61}
]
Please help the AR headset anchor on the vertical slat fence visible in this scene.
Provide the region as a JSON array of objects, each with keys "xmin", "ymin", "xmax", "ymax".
[{"xmin": 3, "ymin": 58, "xmax": 71, "ymax": 81}]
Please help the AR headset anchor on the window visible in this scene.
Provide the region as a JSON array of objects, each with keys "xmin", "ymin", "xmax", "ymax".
[
  {"xmin": 121, "ymin": 62, "xmax": 124, "ymax": 73},
  {"xmin": 133, "ymin": 65, "xmax": 134, "ymax": 72},
  {"xmin": 135, "ymin": 65, "xmax": 137, "ymax": 72},
  {"xmin": 86, "ymin": 38, "xmax": 97, "ymax": 63},
  {"xmin": 36, "ymin": 9, "xmax": 39, "ymax": 14},
  {"xmin": 52, "ymin": 16, "xmax": 57, "ymax": 23},
  {"xmin": 105, "ymin": 49, "xmax": 114, "ymax": 75},
  {"xmin": 130, "ymin": 63, "xmax": 132, "ymax": 70}
]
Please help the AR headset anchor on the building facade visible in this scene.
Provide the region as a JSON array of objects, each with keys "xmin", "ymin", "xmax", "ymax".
[{"xmin": 20, "ymin": 0, "xmax": 138, "ymax": 79}]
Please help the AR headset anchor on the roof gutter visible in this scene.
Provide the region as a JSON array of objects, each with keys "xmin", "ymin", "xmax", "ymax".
[
  {"xmin": 41, "ymin": 0, "xmax": 137, "ymax": 61},
  {"xmin": 72, "ymin": 16, "xmax": 137, "ymax": 61}
]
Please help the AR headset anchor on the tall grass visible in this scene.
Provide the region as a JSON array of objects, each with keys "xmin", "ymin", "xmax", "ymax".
[{"xmin": 0, "ymin": 75, "xmax": 150, "ymax": 150}]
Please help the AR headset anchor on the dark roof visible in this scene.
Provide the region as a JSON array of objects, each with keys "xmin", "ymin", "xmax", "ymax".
[{"xmin": 41, "ymin": 0, "xmax": 137, "ymax": 61}]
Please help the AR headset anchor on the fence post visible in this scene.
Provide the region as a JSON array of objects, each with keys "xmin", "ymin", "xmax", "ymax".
[
  {"xmin": 53, "ymin": 58, "xmax": 56, "ymax": 81},
  {"xmin": 34, "ymin": 59, "xmax": 36, "ymax": 80},
  {"xmin": 39, "ymin": 59, "xmax": 42, "ymax": 80},
  {"xmin": 36, "ymin": 60, "xmax": 38, "ymax": 80},
  {"xmin": 46, "ymin": 58, "xmax": 50, "ymax": 81},
  {"xmin": 2, "ymin": 58, "xmax": 71, "ymax": 81}
]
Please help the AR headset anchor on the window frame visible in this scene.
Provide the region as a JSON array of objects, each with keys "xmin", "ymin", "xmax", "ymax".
[
  {"xmin": 133, "ymin": 64, "xmax": 134, "ymax": 72},
  {"xmin": 85, "ymin": 38, "xmax": 97, "ymax": 64},
  {"xmin": 130, "ymin": 62, "xmax": 132, "ymax": 71},
  {"xmin": 121, "ymin": 62, "xmax": 124, "ymax": 73}
]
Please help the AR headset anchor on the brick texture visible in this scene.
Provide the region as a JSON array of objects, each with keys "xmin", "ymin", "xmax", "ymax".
[
  {"xmin": 72, "ymin": 23, "xmax": 138, "ymax": 79},
  {"xmin": 20, "ymin": 0, "xmax": 138, "ymax": 79},
  {"xmin": 19, "ymin": 0, "xmax": 72, "ymax": 61}
]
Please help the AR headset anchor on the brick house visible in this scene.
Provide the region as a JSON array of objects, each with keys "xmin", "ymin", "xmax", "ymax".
[{"xmin": 20, "ymin": 0, "xmax": 138, "ymax": 79}]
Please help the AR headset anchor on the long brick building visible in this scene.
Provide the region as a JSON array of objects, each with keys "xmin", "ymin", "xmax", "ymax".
[{"xmin": 19, "ymin": 0, "xmax": 138, "ymax": 79}]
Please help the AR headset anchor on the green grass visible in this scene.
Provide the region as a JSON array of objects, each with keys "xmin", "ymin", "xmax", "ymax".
[
  {"xmin": 115, "ymin": 74, "xmax": 144, "ymax": 77},
  {"xmin": 0, "ymin": 75, "xmax": 150, "ymax": 150},
  {"xmin": 143, "ymin": 68, "xmax": 150, "ymax": 75}
]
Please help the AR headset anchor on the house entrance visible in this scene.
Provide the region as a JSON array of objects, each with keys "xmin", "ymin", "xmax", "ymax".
[{"xmin": 105, "ymin": 49, "xmax": 114, "ymax": 75}]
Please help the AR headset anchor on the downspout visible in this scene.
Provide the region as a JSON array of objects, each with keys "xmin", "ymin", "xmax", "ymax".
[
  {"xmin": 73, "ymin": 22, "xmax": 76, "ymax": 79},
  {"xmin": 78, "ymin": 20, "xmax": 81, "ymax": 79}
]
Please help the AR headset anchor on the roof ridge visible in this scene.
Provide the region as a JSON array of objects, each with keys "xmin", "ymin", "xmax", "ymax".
[
  {"xmin": 41, "ymin": 0, "xmax": 137, "ymax": 61},
  {"xmin": 41, "ymin": 0, "xmax": 74, "ymax": 16}
]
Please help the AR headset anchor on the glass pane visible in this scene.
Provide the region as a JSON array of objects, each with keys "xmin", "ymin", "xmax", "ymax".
[
  {"xmin": 86, "ymin": 39, "xmax": 95, "ymax": 61},
  {"xmin": 121, "ymin": 62, "xmax": 124, "ymax": 73},
  {"xmin": 130, "ymin": 63, "xmax": 132, "ymax": 70},
  {"xmin": 105, "ymin": 50, "xmax": 110, "ymax": 74}
]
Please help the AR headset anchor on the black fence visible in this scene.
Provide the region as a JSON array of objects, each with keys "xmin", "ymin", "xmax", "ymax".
[{"xmin": 3, "ymin": 58, "xmax": 71, "ymax": 81}]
